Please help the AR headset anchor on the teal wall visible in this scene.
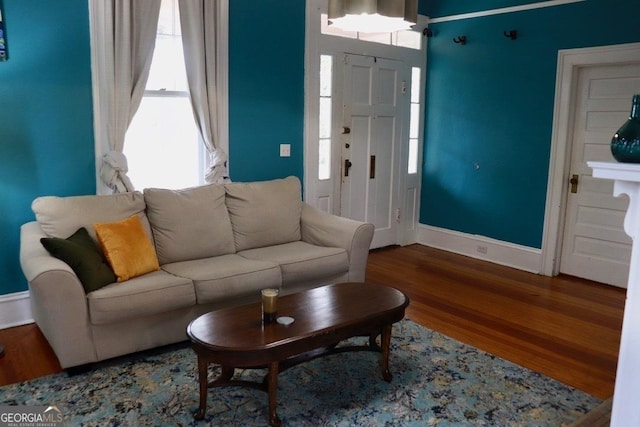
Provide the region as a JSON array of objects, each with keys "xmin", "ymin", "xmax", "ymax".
[
  {"xmin": 0, "ymin": 0, "xmax": 94, "ymax": 295},
  {"xmin": 419, "ymin": 0, "xmax": 640, "ymax": 248},
  {"xmin": 0, "ymin": 1, "xmax": 307, "ymax": 296},
  {"xmin": 228, "ymin": 0, "xmax": 305, "ymax": 182}
]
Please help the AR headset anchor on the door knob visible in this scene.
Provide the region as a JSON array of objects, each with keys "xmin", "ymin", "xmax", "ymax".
[
  {"xmin": 344, "ymin": 159, "xmax": 353, "ymax": 177},
  {"xmin": 570, "ymin": 174, "xmax": 579, "ymax": 194}
]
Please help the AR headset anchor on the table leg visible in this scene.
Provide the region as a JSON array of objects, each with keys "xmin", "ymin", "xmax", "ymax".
[
  {"xmin": 194, "ymin": 356, "xmax": 209, "ymax": 420},
  {"xmin": 194, "ymin": 362, "xmax": 236, "ymax": 420},
  {"xmin": 267, "ymin": 361, "xmax": 281, "ymax": 427},
  {"xmin": 380, "ymin": 325, "xmax": 392, "ymax": 382},
  {"xmin": 368, "ymin": 333, "xmax": 378, "ymax": 348},
  {"xmin": 211, "ymin": 365, "xmax": 234, "ymax": 386}
]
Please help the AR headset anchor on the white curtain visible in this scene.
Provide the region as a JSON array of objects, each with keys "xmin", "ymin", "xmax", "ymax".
[
  {"xmin": 90, "ymin": 0, "xmax": 161, "ymax": 193},
  {"xmin": 178, "ymin": 0, "xmax": 230, "ymax": 184}
]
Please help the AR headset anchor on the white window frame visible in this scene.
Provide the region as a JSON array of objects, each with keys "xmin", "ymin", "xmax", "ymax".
[{"xmin": 89, "ymin": 0, "xmax": 229, "ymax": 194}]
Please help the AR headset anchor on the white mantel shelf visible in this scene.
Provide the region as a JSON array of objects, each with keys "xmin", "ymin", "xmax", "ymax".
[
  {"xmin": 588, "ymin": 161, "xmax": 640, "ymax": 427},
  {"xmin": 590, "ymin": 160, "xmax": 640, "ymax": 183}
]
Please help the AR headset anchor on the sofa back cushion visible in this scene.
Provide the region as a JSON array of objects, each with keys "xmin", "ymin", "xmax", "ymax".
[
  {"xmin": 143, "ymin": 184, "xmax": 235, "ymax": 264},
  {"xmin": 32, "ymin": 192, "xmax": 151, "ymax": 242},
  {"xmin": 225, "ymin": 176, "xmax": 302, "ymax": 251}
]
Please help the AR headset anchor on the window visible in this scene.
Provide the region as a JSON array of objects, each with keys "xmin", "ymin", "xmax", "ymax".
[
  {"xmin": 124, "ymin": 0, "xmax": 204, "ymax": 190},
  {"xmin": 318, "ymin": 54, "xmax": 333, "ymax": 180},
  {"xmin": 408, "ymin": 67, "xmax": 421, "ymax": 174},
  {"xmin": 320, "ymin": 13, "xmax": 422, "ymax": 50}
]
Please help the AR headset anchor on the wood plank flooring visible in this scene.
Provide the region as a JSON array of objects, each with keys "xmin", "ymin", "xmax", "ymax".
[
  {"xmin": 366, "ymin": 245, "xmax": 625, "ymax": 399},
  {"xmin": 0, "ymin": 244, "xmax": 626, "ymax": 401}
]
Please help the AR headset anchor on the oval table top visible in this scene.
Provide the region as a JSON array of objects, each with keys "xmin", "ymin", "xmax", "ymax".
[{"xmin": 187, "ymin": 282, "xmax": 409, "ymax": 365}]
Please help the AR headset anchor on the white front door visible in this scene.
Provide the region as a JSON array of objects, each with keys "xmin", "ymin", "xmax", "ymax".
[
  {"xmin": 339, "ymin": 54, "xmax": 405, "ymax": 248},
  {"xmin": 559, "ymin": 62, "xmax": 640, "ymax": 288}
]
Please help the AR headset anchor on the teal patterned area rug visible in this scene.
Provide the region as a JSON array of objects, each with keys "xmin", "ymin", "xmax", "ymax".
[{"xmin": 0, "ymin": 319, "xmax": 599, "ymax": 426}]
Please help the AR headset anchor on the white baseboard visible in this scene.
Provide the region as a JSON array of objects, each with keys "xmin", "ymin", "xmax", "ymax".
[
  {"xmin": 417, "ymin": 224, "xmax": 543, "ymax": 274},
  {"xmin": 0, "ymin": 291, "xmax": 34, "ymax": 329}
]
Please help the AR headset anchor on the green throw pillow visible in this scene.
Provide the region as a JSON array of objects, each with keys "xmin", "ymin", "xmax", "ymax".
[{"xmin": 41, "ymin": 227, "xmax": 117, "ymax": 293}]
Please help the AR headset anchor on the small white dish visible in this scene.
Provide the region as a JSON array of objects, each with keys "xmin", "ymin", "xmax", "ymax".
[{"xmin": 277, "ymin": 316, "xmax": 295, "ymax": 325}]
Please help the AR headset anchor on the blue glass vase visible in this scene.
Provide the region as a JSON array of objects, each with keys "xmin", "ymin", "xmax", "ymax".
[{"xmin": 611, "ymin": 94, "xmax": 640, "ymax": 163}]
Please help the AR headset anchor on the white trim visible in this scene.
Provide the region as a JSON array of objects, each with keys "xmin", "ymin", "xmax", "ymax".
[
  {"xmin": 541, "ymin": 42, "xmax": 640, "ymax": 276},
  {"xmin": 305, "ymin": 0, "xmax": 428, "ymax": 248},
  {"xmin": 304, "ymin": 0, "xmax": 322, "ymax": 204},
  {"xmin": 217, "ymin": 0, "xmax": 230, "ymax": 159},
  {"xmin": 428, "ymin": 0, "xmax": 585, "ymax": 23},
  {"xmin": 0, "ymin": 291, "xmax": 33, "ymax": 330},
  {"xmin": 417, "ymin": 224, "xmax": 542, "ymax": 274},
  {"xmin": 305, "ymin": 0, "xmax": 428, "ymax": 206}
]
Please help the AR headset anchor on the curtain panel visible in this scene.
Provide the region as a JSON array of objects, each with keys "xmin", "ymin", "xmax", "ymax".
[
  {"xmin": 89, "ymin": 0, "xmax": 161, "ymax": 193},
  {"xmin": 179, "ymin": 0, "xmax": 230, "ymax": 184}
]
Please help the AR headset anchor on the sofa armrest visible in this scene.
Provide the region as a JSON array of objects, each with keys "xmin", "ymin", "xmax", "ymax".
[
  {"xmin": 20, "ymin": 221, "xmax": 98, "ymax": 368},
  {"xmin": 300, "ymin": 203, "xmax": 374, "ymax": 282}
]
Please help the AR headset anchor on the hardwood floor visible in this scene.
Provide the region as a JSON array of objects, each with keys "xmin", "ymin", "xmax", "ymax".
[
  {"xmin": 0, "ymin": 244, "xmax": 625, "ymax": 400},
  {"xmin": 0, "ymin": 321, "xmax": 61, "ymax": 386},
  {"xmin": 366, "ymin": 245, "xmax": 625, "ymax": 400}
]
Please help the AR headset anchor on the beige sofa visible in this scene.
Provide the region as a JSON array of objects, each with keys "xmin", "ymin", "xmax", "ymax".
[{"xmin": 19, "ymin": 177, "xmax": 374, "ymax": 369}]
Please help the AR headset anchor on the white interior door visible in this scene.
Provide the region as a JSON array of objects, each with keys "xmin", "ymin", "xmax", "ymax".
[
  {"xmin": 560, "ymin": 62, "xmax": 640, "ymax": 288},
  {"xmin": 340, "ymin": 54, "xmax": 405, "ymax": 248}
]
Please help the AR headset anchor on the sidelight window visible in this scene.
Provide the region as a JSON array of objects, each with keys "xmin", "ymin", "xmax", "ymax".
[
  {"xmin": 318, "ymin": 54, "xmax": 333, "ymax": 180},
  {"xmin": 408, "ymin": 67, "xmax": 421, "ymax": 174}
]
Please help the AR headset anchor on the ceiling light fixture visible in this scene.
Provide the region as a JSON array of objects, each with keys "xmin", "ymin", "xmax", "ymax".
[{"xmin": 328, "ymin": 0, "xmax": 418, "ymax": 33}]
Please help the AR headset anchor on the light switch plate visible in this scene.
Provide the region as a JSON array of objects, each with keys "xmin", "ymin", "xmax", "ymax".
[{"xmin": 280, "ymin": 144, "xmax": 291, "ymax": 157}]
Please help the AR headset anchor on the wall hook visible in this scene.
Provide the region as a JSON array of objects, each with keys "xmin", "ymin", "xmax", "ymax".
[
  {"xmin": 453, "ymin": 35, "xmax": 467, "ymax": 45},
  {"xmin": 503, "ymin": 29, "xmax": 518, "ymax": 40}
]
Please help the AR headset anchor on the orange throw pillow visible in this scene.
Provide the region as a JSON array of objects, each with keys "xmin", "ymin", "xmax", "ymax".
[{"xmin": 94, "ymin": 215, "xmax": 160, "ymax": 282}]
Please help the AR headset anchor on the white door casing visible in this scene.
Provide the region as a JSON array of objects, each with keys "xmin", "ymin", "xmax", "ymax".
[
  {"xmin": 559, "ymin": 63, "xmax": 640, "ymax": 287},
  {"xmin": 340, "ymin": 54, "xmax": 406, "ymax": 248},
  {"xmin": 304, "ymin": 0, "xmax": 427, "ymax": 248},
  {"xmin": 542, "ymin": 42, "xmax": 640, "ymax": 285}
]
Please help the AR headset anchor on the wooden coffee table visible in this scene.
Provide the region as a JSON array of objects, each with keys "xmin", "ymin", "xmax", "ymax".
[{"xmin": 186, "ymin": 282, "xmax": 409, "ymax": 426}]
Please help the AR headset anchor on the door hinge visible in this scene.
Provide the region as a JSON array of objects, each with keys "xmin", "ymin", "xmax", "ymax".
[{"xmin": 395, "ymin": 208, "xmax": 401, "ymax": 222}]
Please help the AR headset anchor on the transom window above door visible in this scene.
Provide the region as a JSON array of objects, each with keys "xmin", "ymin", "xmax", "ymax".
[{"xmin": 320, "ymin": 13, "xmax": 422, "ymax": 50}]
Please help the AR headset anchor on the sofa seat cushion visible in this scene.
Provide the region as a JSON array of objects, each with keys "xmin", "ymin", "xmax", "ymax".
[
  {"xmin": 87, "ymin": 270, "xmax": 195, "ymax": 325},
  {"xmin": 162, "ymin": 254, "xmax": 282, "ymax": 304},
  {"xmin": 225, "ymin": 176, "xmax": 302, "ymax": 251},
  {"xmin": 238, "ymin": 241, "xmax": 349, "ymax": 286},
  {"xmin": 143, "ymin": 184, "xmax": 235, "ymax": 264}
]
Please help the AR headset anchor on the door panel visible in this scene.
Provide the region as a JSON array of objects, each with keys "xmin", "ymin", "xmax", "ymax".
[
  {"xmin": 341, "ymin": 114, "xmax": 371, "ymax": 220},
  {"xmin": 340, "ymin": 54, "xmax": 404, "ymax": 248},
  {"xmin": 560, "ymin": 63, "xmax": 640, "ymax": 288},
  {"xmin": 368, "ymin": 115, "xmax": 394, "ymax": 234}
]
